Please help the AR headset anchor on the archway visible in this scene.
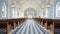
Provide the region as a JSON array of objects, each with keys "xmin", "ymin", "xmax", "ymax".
[{"xmin": 24, "ymin": 8, "xmax": 37, "ymax": 18}]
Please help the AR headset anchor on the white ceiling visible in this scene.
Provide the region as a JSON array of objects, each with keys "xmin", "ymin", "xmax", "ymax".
[{"xmin": 6, "ymin": 0, "xmax": 55, "ymax": 12}]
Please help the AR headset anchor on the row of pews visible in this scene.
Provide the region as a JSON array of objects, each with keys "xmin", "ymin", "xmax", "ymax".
[
  {"xmin": 0, "ymin": 18, "xmax": 27, "ymax": 34},
  {"xmin": 34, "ymin": 18, "xmax": 60, "ymax": 34},
  {"xmin": 0, "ymin": 17, "xmax": 60, "ymax": 34}
]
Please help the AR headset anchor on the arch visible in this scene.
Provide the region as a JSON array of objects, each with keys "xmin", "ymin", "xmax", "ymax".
[{"xmin": 24, "ymin": 8, "xmax": 37, "ymax": 18}]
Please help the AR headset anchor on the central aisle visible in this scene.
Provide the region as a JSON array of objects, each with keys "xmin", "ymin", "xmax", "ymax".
[{"xmin": 11, "ymin": 18, "xmax": 51, "ymax": 34}]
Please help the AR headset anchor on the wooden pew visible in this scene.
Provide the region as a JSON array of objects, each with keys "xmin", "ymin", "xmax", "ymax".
[
  {"xmin": 0, "ymin": 18, "xmax": 27, "ymax": 34},
  {"xmin": 40, "ymin": 18, "xmax": 60, "ymax": 34},
  {"xmin": 34, "ymin": 18, "xmax": 60, "ymax": 34}
]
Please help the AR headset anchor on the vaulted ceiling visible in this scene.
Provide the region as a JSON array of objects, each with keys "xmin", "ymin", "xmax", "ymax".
[{"xmin": 5, "ymin": 0, "xmax": 55, "ymax": 12}]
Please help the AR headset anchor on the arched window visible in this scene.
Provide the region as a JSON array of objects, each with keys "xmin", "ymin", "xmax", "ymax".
[
  {"xmin": 2, "ymin": 3, "xmax": 6, "ymax": 17},
  {"xmin": 24, "ymin": 8, "xmax": 37, "ymax": 18},
  {"xmin": 56, "ymin": 2, "xmax": 60, "ymax": 17}
]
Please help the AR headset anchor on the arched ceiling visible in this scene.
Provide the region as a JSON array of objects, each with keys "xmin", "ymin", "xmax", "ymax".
[
  {"xmin": 21, "ymin": 1, "xmax": 41, "ymax": 12},
  {"xmin": 15, "ymin": 0, "xmax": 47, "ymax": 9},
  {"xmin": 6, "ymin": 0, "xmax": 55, "ymax": 12}
]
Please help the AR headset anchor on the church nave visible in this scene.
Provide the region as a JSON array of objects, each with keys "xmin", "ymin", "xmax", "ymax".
[
  {"xmin": 0, "ymin": 0, "xmax": 60, "ymax": 34},
  {"xmin": 10, "ymin": 18, "xmax": 51, "ymax": 34}
]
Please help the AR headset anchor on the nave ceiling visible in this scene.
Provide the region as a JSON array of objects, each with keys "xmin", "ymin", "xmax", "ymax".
[
  {"xmin": 5, "ymin": 0, "xmax": 55, "ymax": 12},
  {"xmin": 4, "ymin": 0, "xmax": 55, "ymax": 18}
]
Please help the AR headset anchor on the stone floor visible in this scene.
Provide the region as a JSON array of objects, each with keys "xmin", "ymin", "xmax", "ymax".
[{"xmin": 0, "ymin": 28, "xmax": 6, "ymax": 34}]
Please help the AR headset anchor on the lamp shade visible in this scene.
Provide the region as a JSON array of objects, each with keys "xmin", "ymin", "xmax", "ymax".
[
  {"xmin": 12, "ymin": 3, "xmax": 14, "ymax": 8},
  {"xmin": 47, "ymin": 3, "xmax": 50, "ymax": 8}
]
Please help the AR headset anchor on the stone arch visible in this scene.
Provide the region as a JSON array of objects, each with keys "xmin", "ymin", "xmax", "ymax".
[{"xmin": 24, "ymin": 8, "xmax": 37, "ymax": 18}]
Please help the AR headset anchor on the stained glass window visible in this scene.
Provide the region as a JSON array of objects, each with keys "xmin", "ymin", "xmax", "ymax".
[
  {"xmin": 56, "ymin": 2, "xmax": 60, "ymax": 17},
  {"xmin": 2, "ymin": 3, "xmax": 6, "ymax": 17}
]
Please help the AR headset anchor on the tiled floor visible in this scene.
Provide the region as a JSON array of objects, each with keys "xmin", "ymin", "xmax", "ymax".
[
  {"xmin": 0, "ymin": 28, "xmax": 6, "ymax": 34},
  {"xmin": 55, "ymin": 29, "xmax": 60, "ymax": 34}
]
